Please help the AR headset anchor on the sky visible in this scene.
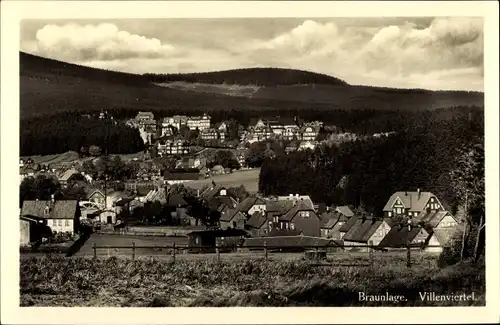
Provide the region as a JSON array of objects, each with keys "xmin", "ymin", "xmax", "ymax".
[{"xmin": 20, "ymin": 17, "xmax": 484, "ymax": 91}]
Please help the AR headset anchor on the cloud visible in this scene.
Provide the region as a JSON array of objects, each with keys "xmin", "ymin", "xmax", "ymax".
[
  {"xmin": 31, "ymin": 23, "xmax": 179, "ymax": 62},
  {"xmin": 20, "ymin": 18, "xmax": 484, "ymax": 91}
]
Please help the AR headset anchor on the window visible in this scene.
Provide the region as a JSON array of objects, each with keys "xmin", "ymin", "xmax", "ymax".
[
  {"xmin": 58, "ymin": 219, "xmax": 62, "ymax": 226},
  {"xmin": 290, "ymin": 223, "xmax": 295, "ymax": 230},
  {"xmin": 52, "ymin": 219, "xmax": 57, "ymax": 226},
  {"xmin": 65, "ymin": 220, "xmax": 69, "ymax": 226},
  {"xmin": 300, "ymin": 211, "xmax": 310, "ymax": 218},
  {"xmin": 268, "ymin": 221, "xmax": 272, "ymax": 229},
  {"xmin": 388, "ymin": 212, "xmax": 392, "ymax": 217}
]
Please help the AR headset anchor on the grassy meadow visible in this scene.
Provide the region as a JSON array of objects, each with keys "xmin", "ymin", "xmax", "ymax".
[{"xmin": 20, "ymin": 254, "xmax": 484, "ymax": 307}]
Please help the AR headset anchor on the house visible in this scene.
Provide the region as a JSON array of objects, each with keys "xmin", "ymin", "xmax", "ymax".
[
  {"xmin": 164, "ymin": 192, "xmax": 192, "ymax": 225},
  {"xmin": 236, "ymin": 196, "xmax": 266, "ymax": 216},
  {"xmin": 334, "ymin": 206, "xmax": 355, "ymax": 218},
  {"xmin": 200, "ymin": 128, "xmax": 219, "ymax": 141},
  {"xmin": 200, "ymin": 185, "xmax": 228, "ymax": 202},
  {"xmin": 187, "ymin": 229, "xmax": 249, "ymax": 253},
  {"xmin": 338, "ymin": 215, "xmax": 360, "ymax": 239},
  {"xmin": 58, "ymin": 169, "xmax": 84, "ymax": 187},
  {"xmin": 415, "ymin": 210, "xmax": 460, "ymax": 253},
  {"xmin": 216, "ymin": 122, "xmax": 228, "ymax": 133},
  {"xmin": 187, "ymin": 113, "xmax": 211, "ymax": 131},
  {"xmin": 135, "ymin": 111, "xmax": 156, "ymax": 127},
  {"xmin": 378, "ymin": 224, "xmax": 430, "ymax": 249},
  {"xmin": 98, "ymin": 209, "xmax": 117, "ymax": 225},
  {"xmin": 20, "ymin": 215, "xmax": 48, "ymax": 246},
  {"xmin": 383, "ymin": 189, "xmax": 446, "ymax": 218},
  {"xmin": 278, "ymin": 200, "xmax": 321, "ymax": 237},
  {"xmin": 163, "ymin": 115, "xmax": 189, "ymax": 130},
  {"xmin": 319, "ymin": 211, "xmax": 348, "ymax": 239},
  {"xmin": 246, "ymin": 211, "xmax": 269, "ymax": 237},
  {"xmin": 300, "ymin": 125, "xmax": 319, "ymax": 141},
  {"xmin": 219, "ymin": 208, "xmax": 247, "ymax": 230},
  {"xmin": 342, "ymin": 217, "xmax": 392, "ymax": 250},
  {"xmin": 277, "ymin": 194, "xmax": 314, "ymax": 210},
  {"xmin": 21, "ymin": 197, "xmax": 81, "ymax": 235}
]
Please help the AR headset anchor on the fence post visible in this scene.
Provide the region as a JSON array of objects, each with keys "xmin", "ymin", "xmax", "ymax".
[
  {"xmin": 406, "ymin": 242, "xmax": 411, "ymax": 268},
  {"xmin": 172, "ymin": 242, "xmax": 176, "ymax": 263},
  {"xmin": 216, "ymin": 243, "xmax": 220, "ymax": 263},
  {"xmin": 92, "ymin": 242, "xmax": 96, "ymax": 259},
  {"xmin": 264, "ymin": 241, "xmax": 268, "ymax": 262},
  {"xmin": 368, "ymin": 240, "xmax": 374, "ymax": 267},
  {"xmin": 132, "ymin": 241, "xmax": 136, "ymax": 261}
]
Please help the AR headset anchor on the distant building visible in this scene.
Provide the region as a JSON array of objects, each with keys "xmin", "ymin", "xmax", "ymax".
[
  {"xmin": 135, "ymin": 111, "xmax": 156, "ymax": 127},
  {"xmin": 383, "ymin": 190, "xmax": 446, "ymax": 218},
  {"xmin": 187, "ymin": 113, "xmax": 211, "ymax": 131},
  {"xmin": 200, "ymin": 128, "xmax": 219, "ymax": 141},
  {"xmin": 157, "ymin": 139, "xmax": 189, "ymax": 156}
]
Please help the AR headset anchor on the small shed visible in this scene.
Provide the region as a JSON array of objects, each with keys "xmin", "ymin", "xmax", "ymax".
[{"xmin": 187, "ymin": 229, "xmax": 250, "ymax": 253}]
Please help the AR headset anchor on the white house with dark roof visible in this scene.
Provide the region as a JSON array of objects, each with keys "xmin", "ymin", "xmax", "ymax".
[
  {"xmin": 383, "ymin": 189, "xmax": 446, "ymax": 218},
  {"xmin": 21, "ymin": 196, "xmax": 81, "ymax": 235}
]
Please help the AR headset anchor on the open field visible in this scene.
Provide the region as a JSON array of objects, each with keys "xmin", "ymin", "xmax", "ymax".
[
  {"xmin": 156, "ymin": 82, "xmax": 261, "ymax": 97},
  {"xmin": 22, "ymin": 150, "xmax": 81, "ymax": 165},
  {"xmin": 20, "ymin": 255, "xmax": 485, "ymax": 307},
  {"xmin": 184, "ymin": 168, "xmax": 260, "ymax": 193}
]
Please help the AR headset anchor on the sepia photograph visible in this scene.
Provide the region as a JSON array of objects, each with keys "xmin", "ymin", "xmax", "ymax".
[{"xmin": 1, "ymin": 1, "xmax": 499, "ymax": 324}]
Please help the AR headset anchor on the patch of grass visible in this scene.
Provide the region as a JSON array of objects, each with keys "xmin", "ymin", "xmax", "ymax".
[{"xmin": 20, "ymin": 255, "xmax": 484, "ymax": 307}]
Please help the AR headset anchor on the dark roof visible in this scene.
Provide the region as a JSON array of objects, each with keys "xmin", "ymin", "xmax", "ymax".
[
  {"xmin": 265, "ymin": 200, "xmax": 282, "ymax": 212},
  {"xmin": 432, "ymin": 228, "xmax": 456, "ymax": 245},
  {"xmin": 236, "ymin": 196, "xmax": 265, "ymax": 213},
  {"xmin": 165, "ymin": 193, "xmax": 188, "ymax": 207},
  {"xmin": 219, "ymin": 208, "xmax": 242, "ymax": 222},
  {"xmin": 21, "ymin": 200, "xmax": 79, "ymax": 219},
  {"xmin": 281, "ymin": 200, "xmax": 316, "ymax": 221},
  {"xmin": 244, "ymin": 236, "xmax": 338, "ymax": 248},
  {"xmin": 335, "ymin": 206, "xmax": 354, "ymax": 217},
  {"xmin": 114, "ymin": 197, "xmax": 135, "ymax": 206},
  {"xmin": 246, "ymin": 211, "xmax": 267, "ymax": 229},
  {"xmin": 383, "ymin": 191, "xmax": 438, "ymax": 212},
  {"xmin": 378, "ymin": 226, "xmax": 427, "ymax": 248},
  {"xmin": 164, "ymin": 171, "xmax": 200, "ymax": 180},
  {"xmin": 339, "ymin": 215, "xmax": 359, "ymax": 233},
  {"xmin": 416, "ymin": 210, "xmax": 456, "ymax": 228},
  {"xmin": 201, "ymin": 185, "xmax": 225, "ymax": 201}
]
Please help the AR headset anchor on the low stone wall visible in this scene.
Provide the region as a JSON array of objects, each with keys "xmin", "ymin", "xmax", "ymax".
[{"xmin": 98, "ymin": 226, "xmax": 204, "ymax": 237}]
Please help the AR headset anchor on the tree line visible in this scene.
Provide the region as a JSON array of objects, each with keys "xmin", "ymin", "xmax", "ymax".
[
  {"xmin": 20, "ymin": 113, "xmax": 145, "ymax": 156},
  {"xmin": 144, "ymin": 67, "xmax": 348, "ymax": 86}
]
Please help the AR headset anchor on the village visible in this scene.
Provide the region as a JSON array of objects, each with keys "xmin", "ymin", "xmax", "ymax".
[{"xmin": 19, "ymin": 108, "xmax": 461, "ymax": 257}]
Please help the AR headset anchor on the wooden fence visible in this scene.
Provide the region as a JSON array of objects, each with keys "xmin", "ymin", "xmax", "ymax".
[{"xmin": 90, "ymin": 241, "xmax": 447, "ymax": 268}]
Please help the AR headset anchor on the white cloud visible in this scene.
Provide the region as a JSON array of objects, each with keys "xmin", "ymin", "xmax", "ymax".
[
  {"xmin": 31, "ymin": 23, "xmax": 178, "ymax": 62},
  {"xmin": 20, "ymin": 18, "xmax": 484, "ymax": 91}
]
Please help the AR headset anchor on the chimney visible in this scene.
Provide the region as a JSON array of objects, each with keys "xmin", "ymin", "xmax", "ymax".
[{"xmin": 417, "ymin": 188, "xmax": 421, "ymax": 199}]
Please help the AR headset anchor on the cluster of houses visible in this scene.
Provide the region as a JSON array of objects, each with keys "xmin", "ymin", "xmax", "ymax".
[{"xmin": 20, "ymin": 182, "xmax": 459, "ymax": 254}]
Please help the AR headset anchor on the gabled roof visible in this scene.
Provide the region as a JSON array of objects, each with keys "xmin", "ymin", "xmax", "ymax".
[
  {"xmin": 246, "ymin": 211, "xmax": 267, "ymax": 229},
  {"xmin": 165, "ymin": 193, "xmax": 188, "ymax": 207},
  {"xmin": 280, "ymin": 200, "xmax": 316, "ymax": 221},
  {"xmin": 21, "ymin": 200, "xmax": 79, "ymax": 219},
  {"xmin": 339, "ymin": 215, "xmax": 359, "ymax": 233},
  {"xmin": 265, "ymin": 200, "xmax": 281, "ymax": 212},
  {"xmin": 219, "ymin": 208, "xmax": 242, "ymax": 222},
  {"xmin": 277, "ymin": 195, "xmax": 314, "ymax": 209},
  {"xmin": 201, "ymin": 185, "xmax": 225, "ymax": 201},
  {"xmin": 236, "ymin": 196, "xmax": 265, "ymax": 213},
  {"xmin": 59, "ymin": 169, "xmax": 80, "ymax": 182},
  {"xmin": 335, "ymin": 206, "xmax": 354, "ymax": 217},
  {"xmin": 87, "ymin": 189, "xmax": 105, "ymax": 199},
  {"xmin": 378, "ymin": 226, "xmax": 428, "ymax": 248},
  {"xmin": 416, "ymin": 210, "xmax": 457, "ymax": 228},
  {"xmin": 383, "ymin": 191, "xmax": 439, "ymax": 212}
]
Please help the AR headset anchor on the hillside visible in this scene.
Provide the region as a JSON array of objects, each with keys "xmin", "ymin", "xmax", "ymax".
[
  {"xmin": 20, "ymin": 52, "xmax": 484, "ymax": 120},
  {"xmin": 144, "ymin": 67, "xmax": 349, "ymax": 86}
]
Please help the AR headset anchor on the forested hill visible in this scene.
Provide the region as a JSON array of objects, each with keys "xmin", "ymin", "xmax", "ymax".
[
  {"xmin": 144, "ymin": 68, "xmax": 349, "ymax": 86},
  {"xmin": 20, "ymin": 52, "xmax": 150, "ymax": 86}
]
